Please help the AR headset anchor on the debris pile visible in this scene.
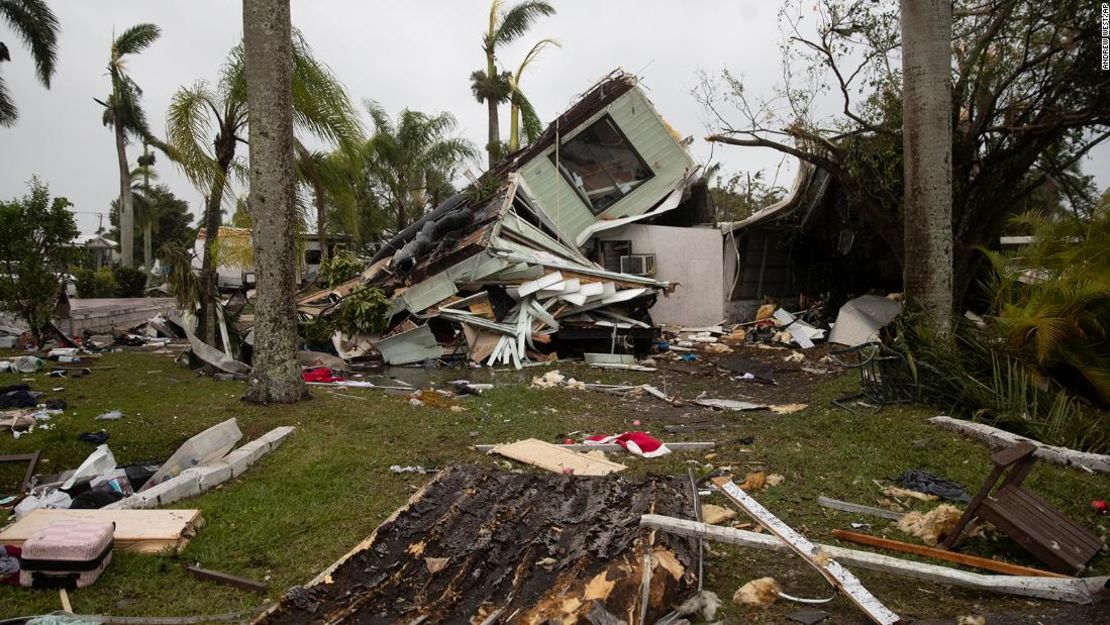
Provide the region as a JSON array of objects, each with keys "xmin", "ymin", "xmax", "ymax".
[{"xmin": 293, "ymin": 176, "xmax": 672, "ymax": 370}]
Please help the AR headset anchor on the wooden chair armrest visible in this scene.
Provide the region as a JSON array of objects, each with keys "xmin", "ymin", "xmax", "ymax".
[{"xmin": 991, "ymin": 441, "xmax": 1037, "ymax": 467}]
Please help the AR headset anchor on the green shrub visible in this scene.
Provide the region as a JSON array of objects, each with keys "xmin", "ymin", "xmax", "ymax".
[
  {"xmin": 319, "ymin": 250, "xmax": 363, "ymax": 288},
  {"xmin": 113, "ymin": 267, "xmax": 147, "ymax": 297},
  {"xmin": 75, "ymin": 267, "xmax": 118, "ymax": 298},
  {"xmin": 335, "ymin": 286, "xmax": 391, "ymax": 335}
]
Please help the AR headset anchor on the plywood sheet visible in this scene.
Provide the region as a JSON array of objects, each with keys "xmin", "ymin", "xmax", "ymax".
[
  {"xmin": 490, "ymin": 438, "xmax": 626, "ymax": 476},
  {"xmin": 0, "ymin": 509, "xmax": 203, "ymax": 554}
]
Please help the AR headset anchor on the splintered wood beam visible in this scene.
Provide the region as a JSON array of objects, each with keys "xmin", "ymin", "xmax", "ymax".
[
  {"xmin": 711, "ymin": 477, "xmax": 902, "ymax": 625},
  {"xmin": 829, "ymin": 530, "xmax": 1069, "ymax": 579},
  {"xmin": 185, "ymin": 565, "xmax": 269, "ymax": 593},
  {"xmin": 639, "ymin": 515, "xmax": 1107, "ymax": 604}
]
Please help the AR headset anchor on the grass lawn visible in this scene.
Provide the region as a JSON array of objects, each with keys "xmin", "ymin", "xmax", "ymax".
[{"xmin": 0, "ymin": 348, "xmax": 1106, "ymax": 622}]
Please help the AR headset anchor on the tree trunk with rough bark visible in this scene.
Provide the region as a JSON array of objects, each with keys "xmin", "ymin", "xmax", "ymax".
[
  {"xmin": 485, "ymin": 51, "xmax": 500, "ymax": 168},
  {"xmin": 115, "ymin": 119, "xmax": 133, "ymax": 268},
  {"xmin": 143, "ymin": 220, "xmax": 152, "ymax": 274},
  {"xmin": 242, "ymin": 0, "xmax": 309, "ymax": 404},
  {"xmin": 198, "ymin": 156, "xmax": 231, "ymax": 348},
  {"xmin": 900, "ymin": 0, "xmax": 953, "ymax": 334}
]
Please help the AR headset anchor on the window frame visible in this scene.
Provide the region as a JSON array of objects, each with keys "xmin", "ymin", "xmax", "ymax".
[{"xmin": 549, "ymin": 114, "xmax": 655, "ymax": 216}]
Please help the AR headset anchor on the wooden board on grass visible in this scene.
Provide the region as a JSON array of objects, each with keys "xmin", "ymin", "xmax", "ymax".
[
  {"xmin": 0, "ymin": 509, "xmax": 203, "ymax": 554},
  {"xmin": 490, "ymin": 438, "xmax": 626, "ymax": 476}
]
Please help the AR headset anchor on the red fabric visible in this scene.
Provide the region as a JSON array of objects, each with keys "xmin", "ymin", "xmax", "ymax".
[
  {"xmin": 584, "ymin": 431, "xmax": 671, "ymax": 458},
  {"xmin": 302, "ymin": 367, "xmax": 345, "ymax": 384}
]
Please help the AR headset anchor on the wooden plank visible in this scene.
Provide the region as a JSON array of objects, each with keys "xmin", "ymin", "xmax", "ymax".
[
  {"xmin": 816, "ymin": 496, "xmax": 906, "ymax": 521},
  {"xmin": 0, "ymin": 450, "xmax": 41, "ymax": 492},
  {"xmin": 186, "ymin": 565, "xmax": 269, "ymax": 593},
  {"xmin": 490, "ymin": 439, "xmax": 626, "ymax": 476},
  {"xmin": 711, "ymin": 477, "xmax": 901, "ymax": 625},
  {"xmin": 830, "ymin": 530, "xmax": 1069, "ymax": 578},
  {"xmin": 0, "ymin": 509, "xmax": 203, "ymax": 554},
  {"xmin": 639, "ymin": 515, "xmax": 1107, "ymax": 604}
]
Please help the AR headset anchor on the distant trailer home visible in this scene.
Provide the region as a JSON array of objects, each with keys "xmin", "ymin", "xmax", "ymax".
[
  {"xmin": 70, "ymin": 234, "xmax": 120, "ymax": 269},
  {"xmin": 193, "ymin": 227, "xmax": 350, "ymax": 291}
]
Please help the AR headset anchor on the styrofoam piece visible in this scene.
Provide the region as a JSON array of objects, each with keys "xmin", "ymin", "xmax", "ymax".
[
  {"xmin": 112, "ymin": 426, "xmax": 294, "ymax": 509},
  {"xmin": 142, "ymin": 418, "xmax": 242, "ymax": 491}
]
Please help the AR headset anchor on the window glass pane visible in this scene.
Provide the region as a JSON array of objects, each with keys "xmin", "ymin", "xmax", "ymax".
[{"xmin": 550, "ymin": 116, "xmax": 653, "ymax": 214}]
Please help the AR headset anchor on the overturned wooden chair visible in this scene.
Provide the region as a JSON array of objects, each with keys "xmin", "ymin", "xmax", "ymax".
[{"xmin": 940, "ymin": 441, "xmax": 1104, "ymax": 574}]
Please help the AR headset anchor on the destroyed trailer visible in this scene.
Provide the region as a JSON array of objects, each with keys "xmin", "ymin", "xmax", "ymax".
[{"xmin": 297, "ymin": 71, "xmax": 706, "ymax": 368}]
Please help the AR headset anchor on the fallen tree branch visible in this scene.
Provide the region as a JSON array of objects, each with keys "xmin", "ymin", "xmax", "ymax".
[
  {"xmin": 640, "ymin": 515, "xmax": 1108, "ymax": 604},
  {"xmin": 928, "ymin": 416, "xmax": 1110, "ymax": 473}
]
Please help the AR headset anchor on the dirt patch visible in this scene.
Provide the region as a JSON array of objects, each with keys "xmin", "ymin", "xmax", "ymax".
[{"xmin": 259, "ymin": 465, "xmax": 700, "ymax": 625}]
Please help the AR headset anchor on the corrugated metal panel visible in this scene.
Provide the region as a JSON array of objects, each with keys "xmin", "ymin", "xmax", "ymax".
[
  {"xmin": 402, "ymin": 272, "xmax": 457, "ymax": 313},
  {"xmin": 518, "ymin": 86, "xmax": 696, "ymax": 243}
]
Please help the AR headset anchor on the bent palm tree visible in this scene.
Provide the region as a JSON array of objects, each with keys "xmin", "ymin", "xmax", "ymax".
[
  {"xmin": 470, "ymin": 0, "xmax": 554, "ymax": 167},
  {"xmin": 507, "ymin": 38, "xmax": 558, "ymax": 152},
  {"xmin": 167, "ymin": 32, "xmax": 361, "ymax": 346},
  {"xmin": 98, "ymin": 23, "xmax": 161, "ymax": 269},
  {"xmin": 0, "ymin": 0, "xmax": 59, "ymax": 126},
  {"xmin": 362, "ymin": 103, "xmax": 476, "ymax": 233}
]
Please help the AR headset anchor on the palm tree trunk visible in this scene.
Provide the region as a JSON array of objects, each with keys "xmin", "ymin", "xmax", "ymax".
[
  {"xmin": 242, "ymin": 0, "xmax": 308, "ymax": 404},
  {"xmin": 143, "ymin": 220, "xmax": 153, "ymax": 275},
  {"xmin": 198, "ymin": 172, "xmax": 226, "ymax": 348},
  {"xmin": 315, "ymin": 189, "xmax": 328, "ymax": 265},
  {"xmin": 900, "ymin": 0, "xmax": 953, "ymax": 334},
  {"xmin": 114, "ymin": 118, "xmax": 134, "ymax": 268},
  {"xmin": 486, "ymin": 51, "xmax": 500, "ymax": 168},
  {"xmin": 508, "ymin": 98, "xmax": 520, "ymax": 153}
]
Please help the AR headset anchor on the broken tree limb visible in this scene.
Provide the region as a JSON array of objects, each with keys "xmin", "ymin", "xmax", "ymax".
[
  {"xmin": 830, "ymin": 530, "xmax": 1069, "ymax": 579},
  {"xmin": 185, "ymin": 565, "xmax": 269, "ymax": 593},
  {"xmin": 817, "ymin": 496, "xmax": 906, "ymax": 521},
  {"xmin": 710, "ymin": 477, "xmax": 902, "ymax": 625},
  {"xmin": 640, "ymin": 515, "xmax": 1109, "ymax": 604},
  {"xmin": 928, "ymin": 416, "xmax": 1110, "ymax": 473}
]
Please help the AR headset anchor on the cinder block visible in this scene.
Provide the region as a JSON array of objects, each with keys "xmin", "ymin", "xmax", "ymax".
[
  {"xmin": 223, "ymin": 448, "xmax": 256, "ymax": 477},
  {"xmin": 258, "ymin": 426, "xmax": 295, "ymax": 447},
  {"xmin": 193, "ymin": 461, "xmax": 232, "ymax": 491},
  {"xmin": 141, "ymin": 471, "xmax": 201, "ymax": 506}
]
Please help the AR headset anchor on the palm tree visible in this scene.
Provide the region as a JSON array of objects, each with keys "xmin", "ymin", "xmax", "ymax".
[
  {"xmin": 470, "ymin": 0, "xmax": 555, "ymax": 168},
  {"xmin": 132, "ymin": 144, "xmax": 158, "ymax": 276},
  {"xmin": 0, "ymin": 0, "xmax": 59, "ymax": 127},
  {"xmin": 97, "ymin": 23, "xmax": 161, "ymax": 269},
  {"xmin": 507, "ymin": 38, "xmax": 558, "ymax": 153},
  {"xmin": 362, "ymin": 103, "xmax": 477, "ymax": 233},
  {"xmin": 900, "ymin": 0, "xmax": 953, "ymax": 334},
  {"xmin": 167, "ymin": 33, "xmax": 360, "ymax": 347},
  {"xmin": 242, "ymin": 0, "xmax": 307, "ymax": 404}
]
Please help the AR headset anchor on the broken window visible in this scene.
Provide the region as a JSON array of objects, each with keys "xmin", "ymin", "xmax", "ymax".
[{"xmin": 550, "ymin": 115, "xmax": 653, "ymax": 214}]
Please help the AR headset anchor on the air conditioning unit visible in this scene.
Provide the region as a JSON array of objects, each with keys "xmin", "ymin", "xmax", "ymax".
[{"xmin": 620, "ymin": 254, "xmax": 656, "ymax": 276}]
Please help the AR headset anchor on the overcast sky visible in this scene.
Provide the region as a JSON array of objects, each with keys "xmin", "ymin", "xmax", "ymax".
[{"xmin": 1, "ymin": 1, "xmax": 1106, "ymax": 235}]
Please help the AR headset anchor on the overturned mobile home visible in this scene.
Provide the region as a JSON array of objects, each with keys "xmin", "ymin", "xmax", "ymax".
[{"xmin": 300, "ymin": 72, "xmax": 704, "ymax": 366}]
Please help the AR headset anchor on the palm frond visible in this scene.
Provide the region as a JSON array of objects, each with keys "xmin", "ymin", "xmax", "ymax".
[
  {"xmin": 0, "ymin": 75, "xmax": 16, "ymax": 127},
  {"xmin": 112, "ymin": 23, "xmax": 161, "ymax": 58},
  {"xmin": 0, "ymin": 0, "xmax": 59, "ymax": 86},
  {"xmin": 493, "ymin": 0, "xmax": 556, "ymax": 47},
  {"xmin": 166, "ymin": 81, "xmax": 221, "ymax": 187},
  {"xmin": 289, "ymin": 31, "xmax": 364, "ymax": 147},
  {"xmin": 516, "ymin": 91, "xmax": 543, "ymax": 144}
]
